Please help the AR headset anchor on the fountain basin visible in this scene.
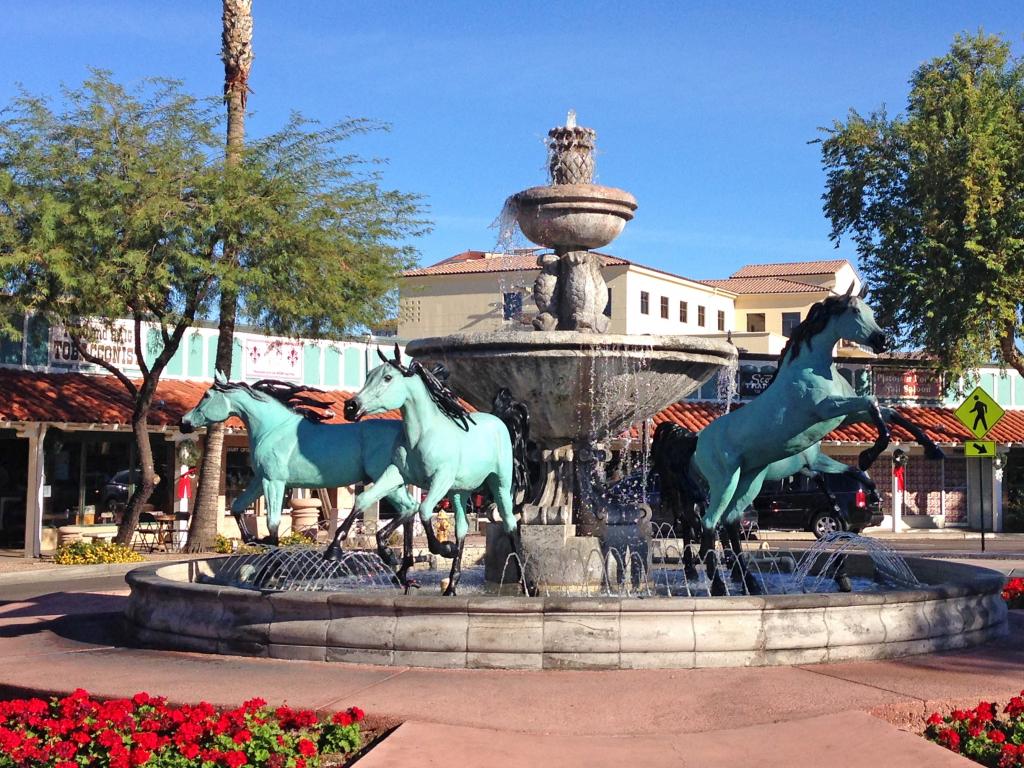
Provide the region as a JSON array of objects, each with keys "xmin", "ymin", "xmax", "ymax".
[
  {"xmin": 406, "ymin": 331, "xmax": 734, "ymax": 444},
  {"xmin": 126, "ymin": 556, "xmax": 1007, "ymax": 670},
  {"xmin": 513, "ymin": 184, "xmax": 638, "ymax": 250}
]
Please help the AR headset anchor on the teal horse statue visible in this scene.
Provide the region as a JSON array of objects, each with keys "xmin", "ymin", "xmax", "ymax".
[
  {"xmin": 325, "ymin": 346, "xmax": 529, "ymax": 596},
  {"xmin": 692, "ymin": 287, "xmax": 897, "ymax": 594},
  {"xmin": 180, "ymin": 372, "xmax": 419, "ymax": 547}
]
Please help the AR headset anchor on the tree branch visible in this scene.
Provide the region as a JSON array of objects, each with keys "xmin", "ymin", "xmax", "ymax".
[
  {"xmin": 64, "ymin": 325, "xmax": 138, "ymax": 399},
  {"xmin": 999, "ymin": 320, "xmax": 1024, "ymax": 378},
  {"xmin": 132, "ymin": 312, "xmax": 151, "ymax": 380}
]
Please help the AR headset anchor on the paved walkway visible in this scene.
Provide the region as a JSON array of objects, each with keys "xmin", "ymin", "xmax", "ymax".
[{"xmin": 0, "ymin": 582, "xmax": 1021, "ymax": 766}]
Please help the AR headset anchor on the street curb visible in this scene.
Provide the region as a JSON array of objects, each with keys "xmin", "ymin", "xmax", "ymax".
[{"xmin": 0, "ymin": 560, "xmax": 178, "ymax": 587}]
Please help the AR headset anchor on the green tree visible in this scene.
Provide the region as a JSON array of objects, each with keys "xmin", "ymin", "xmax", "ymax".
[
  {"xmin": 0, "ymin": 72, "xmax": 428, "ymax": 550},
  {"xmin": 0, "ymin": 72, "xmax": 224, "ymax": 544},
  {"xmin": 819, "ymin": 32, "xmax": 1024, "ymax": 380}
]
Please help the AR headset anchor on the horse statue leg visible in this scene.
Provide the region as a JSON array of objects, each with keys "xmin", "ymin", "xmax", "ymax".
[
  {"xmin": 229, "ymin": 478, "xmax": 263, "ymax": 544},
  {"xmin": 880, "ymin": 408, "xmax": 945, "ymax": 460},
  {"xmin": 720, "ymin": 470, "xmax": 769, "ymax": 596},
  {"xmin": 261, "ymin": 478, "xmax": 286, "ymax": 546},
  {"xmin": 324, "ymin": 466, "xmax": 405, "ymax": 561},
  {"xmin": 486, "ymin": 470, "xmax": 533, "ymax": 596},
  {"xmin": 442, "ymin": 493, "xmax": 470, "ymax": 596}
]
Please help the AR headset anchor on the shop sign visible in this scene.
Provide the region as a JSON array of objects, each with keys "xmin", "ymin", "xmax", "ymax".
[
  {"xmin": 242, "ymin": 336, "xmax": 304, "ymax": 382},
  {"xmin": 739, "ymin": 369, "xmax": 775, "ymax": 398},
  {"xmin": 874, "ymin": 368, "xmax": 942, "ymax": 402},
  {"xmin": 48, "ymin": 319, "xmax": 138, "ymax": 370}
]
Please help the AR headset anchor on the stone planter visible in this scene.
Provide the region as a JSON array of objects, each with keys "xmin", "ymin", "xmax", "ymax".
[{"xmin": 289, "ymin": 498, "xmax": 321, "ymax": 534}]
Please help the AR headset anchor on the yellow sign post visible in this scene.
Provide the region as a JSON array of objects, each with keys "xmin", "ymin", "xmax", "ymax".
[
  {"xmin": 964, "ymin": 440, "xmax": 996, "ymax": 458},
  {"xmin": 954, "ymin": 386, "xmax": 1004, "ymax": 439},
  {"xmin": 954, "ymin": 386, "xmax": 1004, "ymax": 553}
]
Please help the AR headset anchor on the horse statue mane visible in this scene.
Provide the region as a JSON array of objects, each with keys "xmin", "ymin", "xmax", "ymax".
[
  {"xmin": 211, "ymin": 376, "xmax": 336, "ymax": 423},
  {"xmin": 378, "ymin": 345, "xmax": 475, "ymax": 432},
  {"xmin": 772, "ymin": 287, "xmax": 857, "ymax": 376}
]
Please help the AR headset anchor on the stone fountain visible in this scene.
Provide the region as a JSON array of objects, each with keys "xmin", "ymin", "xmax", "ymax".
[{"xmin": 406, "ymin": 113, "xmax": 735, "ymax": 590}]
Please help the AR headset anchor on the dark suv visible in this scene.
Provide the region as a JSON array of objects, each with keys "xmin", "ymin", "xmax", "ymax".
[{"xmin": 749, "ymin": 473, "xmax": 882, "ymax": 538}]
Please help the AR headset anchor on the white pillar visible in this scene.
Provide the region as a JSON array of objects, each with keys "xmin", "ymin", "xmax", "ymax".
[
  {"xmin": 21, "ymin": 424, "xmax": 47, "ymax": 559},
  {"xmin": 993, "ymin": 456, "xmax": 1004, "ymax": 533},
  {"xmin": 891, "ymin": 469, "xmax": 903, "ymax": 533}
]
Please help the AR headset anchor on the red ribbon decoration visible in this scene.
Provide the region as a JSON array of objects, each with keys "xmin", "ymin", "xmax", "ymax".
[
  {"xmin": 177, "ymin": 468, "xmax": 197, "ymax": 501},
  {"xmin": 893, "ymin": 465, "xmax": 906, "ymax": 492}
]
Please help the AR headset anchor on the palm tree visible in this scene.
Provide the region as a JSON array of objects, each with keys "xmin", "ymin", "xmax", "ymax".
[{"xmin": 187, "ymin": 0, "xmax": 253, "ymax": 551}]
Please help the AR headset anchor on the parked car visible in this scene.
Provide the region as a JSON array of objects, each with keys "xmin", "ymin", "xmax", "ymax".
[
  {"xmin": 97, "ymin": 469, "xmax": 139, "ymax": 514},
  {"xmin": 748, "ymin": 472, "xmax": 882, "ymax": 538}
]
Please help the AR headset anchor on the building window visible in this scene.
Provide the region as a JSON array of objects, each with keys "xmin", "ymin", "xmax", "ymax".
[
  {"xmin": 604, "ymin": 288, "xmax": 612, "ymax": 318},
  {"xmin": 782, "ymin": 311, "xmax": 801, "ymax": 338},
  {"xmin": 503, "ymin": 292, "xmax": 523, "ymax": 321},
  {"xmin": 747, "ymin": 313, "xmax": 765, "ymax": 333},
  {"xmin": 679, "ymin": 301, "xmax": 688, "ymax": 323},
  {"xmin": 697, "ymin": 305, "xmax": 706, "ymax": 327},
  {"xmin": 660, "ymin": 296, "xmax": 669, "ymax": 319},
  {"xmin": 640, "ymin": 291, "xmax": 649, "ymax": 315},
  {"xmin": 717, "ymin": 310, "xmax": 725, "ymax": 332}
]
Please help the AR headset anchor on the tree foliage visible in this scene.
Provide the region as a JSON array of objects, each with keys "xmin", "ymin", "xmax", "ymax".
[
  {"xmin": 820, "ymin": 32, "xmax": 1024, "ymax": 380},
  {"xmin": 0, "ymin": 70, "xmax": 428, "ymax": 546}
]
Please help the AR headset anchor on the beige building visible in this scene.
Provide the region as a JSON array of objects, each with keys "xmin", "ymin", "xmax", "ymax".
[{"xmin": 399, "ymin": 251, "xmax": 865, "ymax": 356}]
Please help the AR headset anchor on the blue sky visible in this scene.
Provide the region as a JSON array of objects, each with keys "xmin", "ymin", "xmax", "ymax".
[{"xmin": 2, "ymin": 1, "xmax": 1021, "ymax": 280}]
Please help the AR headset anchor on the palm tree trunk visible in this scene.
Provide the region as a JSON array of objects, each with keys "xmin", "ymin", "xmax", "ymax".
[{"xmin": 186, "ymin": 0, "xmax": 253, "ymax": 552}]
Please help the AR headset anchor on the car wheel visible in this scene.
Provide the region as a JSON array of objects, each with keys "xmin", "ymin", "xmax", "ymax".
[{"xmin": 811, "ymin": 511, "xmax": 845, "ymax": 539}]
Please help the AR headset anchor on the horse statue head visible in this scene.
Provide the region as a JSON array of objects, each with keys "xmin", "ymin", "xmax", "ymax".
[
  {"xmin": 181, "ymin": 371, "xmax": 333, "ymax": 432},
  {"xmin": 344, "ymin": 345, "xmax": 473, "ymax": 430},
  {"xmin": 778, "ymin": 285, "xmax": 888, "ymax": 368}
]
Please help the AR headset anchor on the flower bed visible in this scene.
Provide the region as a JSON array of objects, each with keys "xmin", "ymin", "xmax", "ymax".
[
  {"xmin": 54, "ymin": 541, "xmax": 144, "ymax": 565},
  {"xmin": 925, "ymin": 691, "xmax": 1024, "ymax": 767},
  {"xmin": 0, "ymin": 689, "xmax": 364, "ymax": 767},
  {"xmin": 1003, "ymin": 578, "xmax": 1024, "ymax": 610}
]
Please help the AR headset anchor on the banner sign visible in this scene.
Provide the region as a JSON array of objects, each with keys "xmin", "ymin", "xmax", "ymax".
[
  {"xmin": 873, "ymin": 369, "xmax": 942, "ymax": 402},
  {"xmin": 738, "ymin": 369, "xmax": 775, "ymax": 398},
  {"xmin": 242, "ymin": 337, "xmax": 303, "ymax": 382},
  {"xmin": 48, "ymin": 319, "xmax": 138, "ymax": 370}
]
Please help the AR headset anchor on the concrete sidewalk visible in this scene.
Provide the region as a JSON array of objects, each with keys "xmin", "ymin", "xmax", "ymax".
[{"xmin": 0, "ymin": 587, "xmax": 1020, "ymax": 766}]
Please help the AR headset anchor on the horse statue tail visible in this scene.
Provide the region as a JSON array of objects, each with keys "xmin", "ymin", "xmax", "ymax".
[{"xmin": 492, "ymin": 388, "xmax": 532, "ymax": 497}]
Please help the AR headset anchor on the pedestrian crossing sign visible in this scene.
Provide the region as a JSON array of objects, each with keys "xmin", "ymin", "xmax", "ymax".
[{"xmin": 954, "ymin": 386, "xmax": 1004, "ymax": 439}]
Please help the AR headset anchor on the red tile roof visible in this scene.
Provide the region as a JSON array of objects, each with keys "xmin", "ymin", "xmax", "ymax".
[
  {"xmin": 640, "ymin": 400, "xmax": 1024, "ymax": 445},
  {"xmin": 730, "ymin": 260, "xmax": 851, "ymax": 278},
  {"xmin": 403, "ymin": 250, "xmax": 629, "ymax": 277},
  {"xmin": 699, "ymin": 276, "xmax": 827, "ymax": 295},
  {"xmin": 0, "ymin": 369, "xmax": 401, "ymax": 428}
]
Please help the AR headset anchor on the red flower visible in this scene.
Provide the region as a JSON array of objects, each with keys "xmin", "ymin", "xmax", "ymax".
[
  {"xmin": 181, "ymin": 743, "xmax": 200, "ymax": 760},
  {"xmin": 129, "ymin": 746, "xmax": 151, "ymax": 766},
  {"xmin": 990, "ymin": 729, "xmax": 1007, "ymax": 743},
  {"xmin": 926, "ymin": 712, "xmax": 943, "ymax": 726},
  {"xmin": 332, "ymin": 711, "xmax": 353, "ymax": 727},
  {"xmin": 350, "ymin": 706, "xmax": 365, "ymax": 722},
  {"xmin": 232, "ymin": 729, "xmax": 252, "ymax": 744},
  {"xmin": 224, "ymin": 750, "xmax": 248, "ymax": 768},
  {"xmin": 937, "ymin": 728, "xmax": 961, "ymax": 752},
  {"xmin": 132, "ymin": 692, "xmax": 151, "ymax": 707},
  {"xmin": 298, "ymin": 738, "xmax": 317, "ymax": 756},
  {"xmin": 133, "ymin": 731, "xmax": 159, "ymax": 750}
]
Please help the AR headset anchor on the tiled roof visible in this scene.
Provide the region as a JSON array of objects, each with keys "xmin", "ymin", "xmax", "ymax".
[
  {"xmin": 730, "ymin": 260, "xmax": 850, "ymax": 278},
  {"xmin": 403, "ymin": 251, "xmax": 629, "ymax": 277},
  {"xmin": 0, "ymin": 369, "xmax": 401, "ymax": 428},
  {"xmin": 639, "ymin": 400, "xmax": 1024, "ymax": 445},
  {"xmin": 699, "ymin": 277, "xmax": 827, "ymax": 295}
]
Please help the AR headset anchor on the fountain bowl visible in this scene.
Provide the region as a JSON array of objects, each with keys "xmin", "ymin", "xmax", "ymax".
[
  {"xmin": 513, "ymin": 184, "xmax": 638, "ymax": 250},
  {"xmin": 406, "ymin": 331, "xmax": 734, "ymax": 444},
  {"xmin": 125, "ymin": 555, "xmax": 1008, "ymax": 669}
]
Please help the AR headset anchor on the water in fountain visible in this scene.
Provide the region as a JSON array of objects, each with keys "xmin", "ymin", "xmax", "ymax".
[
  {"xmin": 203, "ymin": 546, "xmax": 401, "ymax": 592},
  {"xmin": 792, "ymin": 532, "xmax": 921, "ymax": 592},
  {"xmin": 716, "ymin": 354, "xmax": 739, "ymax": 413}
]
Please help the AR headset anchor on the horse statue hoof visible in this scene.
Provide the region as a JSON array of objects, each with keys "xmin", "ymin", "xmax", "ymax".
[
  {"xmin": 710, "ymin": 577, "xmax": 728, "ymax": 597},
  {"xmin": 835, "ymin": 573, "xmax": 853, "ymax": 593},
  {"xmin": 323, "ymin": 543, "xmax": 343, "ymax": 562},
  {"xmin": 683, "ymin": 564, "xmax": 699, "ymax": 581},
  {"xmin": 743, "ymin": 572, "xmax": 763, "ymax": 595}
]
